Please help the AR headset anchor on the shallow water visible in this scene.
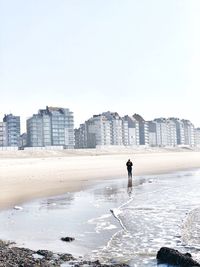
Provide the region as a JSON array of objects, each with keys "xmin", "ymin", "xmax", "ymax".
[{"xmin": 1, "ymin": 170, "xmax": 200, "ymax": 266}]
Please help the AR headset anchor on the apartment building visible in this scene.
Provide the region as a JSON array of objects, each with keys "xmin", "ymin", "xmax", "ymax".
[
  {"xmin": 3, "ymin": 114, "xmax": 20, "ymax": 147},
  {"xmin": 154, "ymin": 118, "xmax": 177, "ymax": 147},
  {"xmin": 102, "ymin": 112, "xmax": 125, "ymax": 146},
  {"xmin": 194, "ymin": 128, "xmax": 200, "ymax": 147},
  {"xmin": 148, "ymin": 121, "xmax": 157, "ymax": 146},
  {"xmin": 167, "ymin": 119, "xmax": 177, "ymax": 146},
  {"xmin": 154, "ymin": 118, "xmax": 169, "ymax": 146},
  {"xmin": 169, "ymin": 118, "xmax": 185, "ymax": 145},
  {"xmin": 75, "ymin": 112, "xmax": 198, "ymax": 149},
  {"xmin": 84, "ymin": 115, "xmax": 111, "ymax": 148},
  {"xmin": 0, "ymin": 122, "xmax": 7, "ymax": 146},
  {"xmin": 27, "ymin": 114, "xmax": 43, "ymax": 147},
  {"xmin": 27, "ymin": 106, "xmax": 74, "ymax": 148},
  {"xmin": 133, "ymin": 114, "xmax": 149, "ymax": 146},
  {"xmin": 75, "ymin": 124, "xmax": 87, "ymax": 149},
  {"xmin": 75, "ymin": 111, "xmax": 131, "ymax": 148},
  {"xmin": 123, "ymin": 115, "xmax": 140, "ymax": 146},
  {"xmin": 182, "ymin": 120, "xmax": 195, "ymax": 146}
]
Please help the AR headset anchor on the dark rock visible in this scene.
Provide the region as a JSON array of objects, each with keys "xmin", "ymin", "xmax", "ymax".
[
  {"xmin": 59, "ymin": 253, "xmax": 75, "ymax": 261},
  {"xmin": 157, "ymin": 247, "xmax": 200, "ymax": 266},
  {"xmin": 61, "ymin": 236, "xmax": 75, "ymax": 242},
  {"xmin": 36, "ymin": 249, "xmax": 54, "ymax": 259}
]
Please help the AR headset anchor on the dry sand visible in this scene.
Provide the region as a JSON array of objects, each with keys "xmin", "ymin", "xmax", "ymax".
[{"xmin": 0, "ymin": 148, "xmax": 200, "ymax": 209}]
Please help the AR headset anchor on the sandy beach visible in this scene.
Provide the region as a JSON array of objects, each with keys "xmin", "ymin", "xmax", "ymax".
[{"xmin": 1, "ymin": 148, "xmax": 200, "ymax": 210}]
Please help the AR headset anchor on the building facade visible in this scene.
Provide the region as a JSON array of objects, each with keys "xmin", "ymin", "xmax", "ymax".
[
  {"xmin": 84, "ymin": 115, "xmax": 111, "ymax": 148},
  {"xmin": 182, "ymin": 120, "xmax": 195, "ymax": 146},
  {"xmin": 148, "ymin": 121, "xmax": 157, "ymax": 146},
  {"xmin": 194, "ymin": 128, "xmax": 200, "ymax": 147},
  {"xmin": 75, "ymin": 124, "xmax": 87, "ymax": 149},
  {"xmin": 0, "ymin": 122, "xmax": 7, "ymax": 147},
  {"xmin": 26, "ymin": 106, "xmax": 74, "ymax": 148},
  {"xmin": 102, "ymin": 112, "xmax": 124, "ymax": 146},
  {"xmin": 3, "ymin": 114, "xmax": 20, "ymax": 147},
  {"xmin": 123, "ymin": 115, "xmax": 140, "ymax": 146},
  {"xmin": 133, "ymin": 114, "xmax": 149, "ymax": 146},
  {"xmin": 75, "ymin": 113, "xmax": 199, "ymax": 149}
]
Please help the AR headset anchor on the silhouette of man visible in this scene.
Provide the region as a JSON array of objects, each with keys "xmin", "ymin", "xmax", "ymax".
[{"xmin": 126, "ymin": 159, "xmax": 133, "ymax": 178}]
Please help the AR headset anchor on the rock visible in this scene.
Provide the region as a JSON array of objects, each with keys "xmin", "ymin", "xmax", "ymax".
[
  {"xmin": 59, "ymin": 253, "xmax": 75, "ymax": 261},
  {"xmin": 36, "ymin": 249, "xmax": 53, "ymax": 259},
  {"xmin": 157, "ymin": 247, "xmax": 200, "ymax": 266},
  {"xmin": 61, "ymin": 236, "xmax": 75, "ymax": 242}
]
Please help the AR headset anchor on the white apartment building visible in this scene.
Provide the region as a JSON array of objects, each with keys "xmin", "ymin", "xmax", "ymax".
[
  {"xmin": 133, "ymin": 114, "xmax": 149, "ymax": 146},
  {"xmin": 167, "ymin": 119, "xmax": 177, "ymax": 146},
  {"xmin": 3, "ymin": 114, "xmax": 21, "ymax": 147},
  {"xmin": 27, "ymin": 106, "xmax": 74, "ymax": 148},
  {"xmin": 102, "ymin": 112, "xmax": 124, "ymax": 146},
  {"xmin": 182, "ymin": 120, "xmax": 195, "ymax": 146},
  {"xmin": 75, "ymin": 113, "xmax": 197, "ymax": 149},
  {"xmin": 194, "ymin": 128, "xmax": 200, "ymax": 147},
  {"xmin": 75, "ymin": 112, "xmax": 130, "ymax": 148},
  {"xmin": 84, "ymin": 115, "xmax": 111, "ymax": 148},
  {"xmin": 154, "ymin": 118, "xmax": 177, "ymax": 147},
  {"xmin": 169, "ymin": 118, "xmax": 185, "ymax": 145},
  {"xmin": 75, "ymin": 124, "xmax": 87, "ymax": 149},
  {"xmin": 154, "ymin": 118, "xmax": 169, "ymax": 146},
  {"xmin": 0, "ymin": 122, "xmax": 7, "ymax": 146},
  {"xmin": 123, "ymin": 115, "xmax": 140, "ymax": 146},
  {"xmin": 122, "ymin": 119, "xmax": 129, "ymax": 146},
  {"xmin": 27, "ymin": 115, "xmax": 43, "ymax": 147},
  {"xmin": 154, "ymin": 118, "xmax": 195, "ymax": 147},
  {"xmin": 148, "ymin": 121, "xmax": 157, "ymax": 146}
]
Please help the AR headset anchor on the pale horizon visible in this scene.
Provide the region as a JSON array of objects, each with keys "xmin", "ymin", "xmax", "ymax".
[{"xmin": 1, "ymin": 0, "xmax": 200, "ymax": 131}]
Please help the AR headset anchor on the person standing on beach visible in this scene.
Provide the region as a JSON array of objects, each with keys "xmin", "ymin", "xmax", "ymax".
[{"xmin": 126, "ymin": 159, "xmax": 133, "ymax": 178}]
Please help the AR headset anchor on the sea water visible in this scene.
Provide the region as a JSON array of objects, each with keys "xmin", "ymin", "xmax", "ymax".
[{"xmin": 0, "ymin": 170, "xmax": 200, "ymax": 266}]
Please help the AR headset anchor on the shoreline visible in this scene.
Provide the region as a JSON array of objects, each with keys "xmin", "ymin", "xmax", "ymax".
[
  {"xmin": 1, "ymin": 160, "xmax": 200, "ymax": 266},
  {"xmin": 1, "ymin": 149, "xmax": 200, "ymax": 210}
]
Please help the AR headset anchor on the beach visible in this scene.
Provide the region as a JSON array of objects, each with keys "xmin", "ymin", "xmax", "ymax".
[
  {"xmin": 1, "ymin": 148, "xmax": 200, "ymax": 210},
  {"xmin": 1, "ymin": 148, "xmax": 200, "ymax": 266}
]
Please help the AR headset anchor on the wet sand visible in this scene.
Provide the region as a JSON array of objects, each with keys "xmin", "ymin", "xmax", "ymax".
[{"xmin": 1, "ymin": 149, "xmax": 200, "ymax": 209}]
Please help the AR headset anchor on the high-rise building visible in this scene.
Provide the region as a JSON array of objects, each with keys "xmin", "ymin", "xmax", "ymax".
[
  {"xmin": 148, "ymin": 121, "xmax": 157, "ymax": 146},
  {"xmin": 169, "ymin": 118, "xmax": 185, "ymax": 145},
  {"xmin": 75, "ymin": 124, "xmax": 87, "ymax": 149},
  {"xmin": 166, "ymin": 119, "xmax": 177, "ymax": 146},
  {"xmin": 85, "ymin": 115, "xmax": 111, "ymax": 148},
  {"xmin": 0, "ymin": 122, "xmax": 7, "ymax": 147},
  {"xmin": 75, "ymin": 111, "xmax": 131, "ymax": 148},
  {"xmin": 182, "ymin": 119, "xmax": 195, "ymax": 146},
  {"xmin": 102, "ymin": 112, "xmax": 124, "ymax": 146},
  {"xmin": 26, "ymin": 106, "xmax": 74, "ymax": 148},
  {"xmin": 27, "ymin": 114, "xmax": 43, "ymax": 147},
  {"xmin": 3, "ymin": 114, "xmax": 20, "ymax": 147},
  {"xmin": 133, "ymin": 114, "xmax": 149, "ymax": 146},
  {"xmin": 123, "ymin": 115, "xmax": 139, "ymax": 146},
  {"xmin": 194, "ymin": 128, "xmax": 200, "ymax": 147},
  {"xmin": 154, "ymin": 118, "xmax": 169, "ymax": 146}
]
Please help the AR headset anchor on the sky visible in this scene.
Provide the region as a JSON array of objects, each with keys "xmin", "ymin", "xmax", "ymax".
[{"xmin": 0, "ymin": 0, "xmax": 200, "ymax": 132}]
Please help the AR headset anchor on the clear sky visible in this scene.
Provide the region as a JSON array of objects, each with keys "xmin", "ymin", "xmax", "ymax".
[{"xmin": 0, "ymin": 0, "xmax": 200, "ymax": 132}]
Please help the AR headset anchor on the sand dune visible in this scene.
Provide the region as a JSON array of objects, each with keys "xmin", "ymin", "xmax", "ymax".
[{"xmin": 0, "ymin": 148, "xmax": 200, "ymax": 209}]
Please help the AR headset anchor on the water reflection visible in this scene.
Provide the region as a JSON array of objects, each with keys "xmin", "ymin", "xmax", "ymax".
[
  {"xmin": 40, "ymin": 193, "xmax": 75, "ymax": 210},
  {"xmin": 127, "ymin": 177, "xmax": 133, "ymax": 197},
  {"xmin": 92, "ymin": 182, "xmax": 125, "ymax": 203}
]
